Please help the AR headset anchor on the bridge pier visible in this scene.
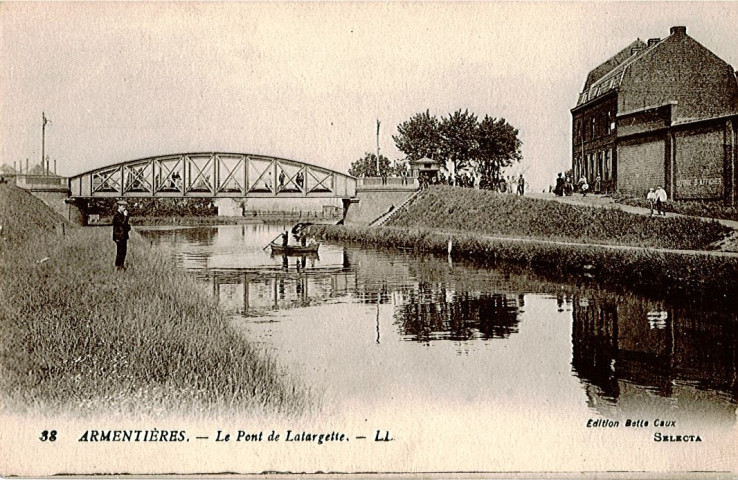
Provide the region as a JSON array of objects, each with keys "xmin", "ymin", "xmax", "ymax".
[
  {"xmin": 343, "ymin": 179, "xmax": 418, "ymax": 225},
  {"xmin": 64, "ymin": 198, "xmax": 88, "ymax": 226},
  {"xmin": 13, "ymin": 175, "xmax": 87, "ymax": 224}
]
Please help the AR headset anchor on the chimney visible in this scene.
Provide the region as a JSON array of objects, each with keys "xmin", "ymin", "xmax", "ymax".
[
  {"xmin": 648, "ymin": 38, "xmax": 661, "ymax": 47},
  {"xmin": 670, "ymin": 26, "xmax": 687, "ymax": 36},
  {"xmin": 630, "ymin": 46, "xmax": 643, "ymax": 56}
]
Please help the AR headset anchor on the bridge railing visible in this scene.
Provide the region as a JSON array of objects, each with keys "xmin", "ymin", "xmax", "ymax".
[
  {"xmin": 67, "ymin": 153, "xmax": 357, "ymax": 199},
  {"xmin": 356, "ymin": 176, "xmax": 418, "ymax": 190},
  {"xmin": 15, "ymin": 174, "xmax": 69, "ymax": 191}
]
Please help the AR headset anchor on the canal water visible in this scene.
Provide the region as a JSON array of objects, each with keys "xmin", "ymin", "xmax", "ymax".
[{"xmin": 139, "ymin": 223, "xmax": 737, "ymax": 471}]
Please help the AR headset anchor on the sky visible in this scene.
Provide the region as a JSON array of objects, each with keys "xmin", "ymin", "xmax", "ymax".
[{"xmin": 1, "ymin": 2, "xmax": 737, "ymax": 190}]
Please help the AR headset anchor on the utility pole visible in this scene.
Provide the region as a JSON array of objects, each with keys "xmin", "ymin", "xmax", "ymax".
[
  {"xmin": 376, "ymin": 119, "xmax": 381, "ymax": 176},
  {"xmin": 41, "ymin": 112, "xmax": 49, "ymax": 175}
]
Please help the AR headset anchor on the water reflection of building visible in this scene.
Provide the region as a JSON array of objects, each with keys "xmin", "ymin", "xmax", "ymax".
[
  {"xmin": 394, "ymin": 282, "xmax": 522, "ymax": 342},
  {"xmin": 572, "ymin": 292, "xmax": 738, "ymax": 412}
]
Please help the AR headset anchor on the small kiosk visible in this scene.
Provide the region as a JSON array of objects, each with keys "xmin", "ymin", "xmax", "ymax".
[{"xmin": 409, "ymin": 157, "xmax": 441, "ymax": 182}]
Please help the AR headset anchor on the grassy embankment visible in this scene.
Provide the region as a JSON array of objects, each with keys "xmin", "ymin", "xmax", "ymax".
[
  {"xmin": 309, "ymin": 186, "xmax": 738, "ymax": 297},
  {"xmin": 0, "ymin": 184, "xmax": 313, "ymax": 418}
]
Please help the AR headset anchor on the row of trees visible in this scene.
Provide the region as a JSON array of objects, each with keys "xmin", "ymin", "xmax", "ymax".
[
  {"xmin": 347, "ymin": 153, "xmax": 403, "ymax": 178},
  {"xmin": 350, "ymin": 109, "xmax": 523, "ymax": 188}
]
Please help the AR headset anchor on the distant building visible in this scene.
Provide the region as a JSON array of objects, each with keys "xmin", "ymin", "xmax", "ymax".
[
  {"xmin": 409, "ymin": 157, "xmax": 441, "ymax": 181},
  {"xmin": 572, "ymin": 26, "xmax": 738, "ymax": 203}
]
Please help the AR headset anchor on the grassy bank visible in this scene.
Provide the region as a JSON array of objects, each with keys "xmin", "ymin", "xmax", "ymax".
[
  {"xmin": 0, "ymin": 184, "xmax": 313, "ymax": 418},
  {"xmin": 388, "ymin": 186, "xmax": 731, "ymax": 250},
  {"xmin": 308, "ymin": 224, "xmax": 738, "ymax": 299}
]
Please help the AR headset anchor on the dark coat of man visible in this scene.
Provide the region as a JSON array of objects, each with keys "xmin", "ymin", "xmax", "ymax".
[{"xmin": 112, "ymin": 207, "xmax": 131, "ymax": 269}]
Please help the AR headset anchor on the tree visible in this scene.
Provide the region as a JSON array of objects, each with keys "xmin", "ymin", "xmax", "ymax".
[
  {"xmin": 28, "ymin": 163, "xmax": 47, "ymax": 175},
  {"xmin": 348, "ymin": 152, "xmax": 393, "ymax": 177},
  {"xmin": 392, "ymin": 110, "xmax": 441, "ymax": 161},
  {"xmin": 475, "ymin": 116, "xmax": 522, "ymax": 188},
  {"xmin": 389, "ymin": 159, "xmax": 410, "ymax": 177},
  {"xmin": 439, "ymin": 109, "xmax": 479, "ymax": 182},
  {"xmin": 393, "ymin": 109, "xmax": 523, "ymax": 186},
  {"xmin": 0, "ymin": 164, "xmax": 17, "ymax": 174}
]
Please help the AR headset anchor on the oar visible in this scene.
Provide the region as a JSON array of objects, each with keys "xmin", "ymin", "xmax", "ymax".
[{"xmin": 263, "ymin": 232, "xmax": 283, "ymax": 250}]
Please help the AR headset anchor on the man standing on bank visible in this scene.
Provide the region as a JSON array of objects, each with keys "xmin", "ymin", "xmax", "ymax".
[
  {"xmin": 113, "ymin": 200, "xmax": 131, "ymax": 271},
  {"xmin": 655, "ymin": 185, "xmax": 668, "ymax": 216}
]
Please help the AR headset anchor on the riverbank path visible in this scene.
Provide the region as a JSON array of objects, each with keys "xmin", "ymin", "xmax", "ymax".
[
  {"xmin": 525, "ymin": 191, "xmax": 738, "ymax": 252},
  {"xmin": 527, "ymin": 192, "xmax": 737, "ymax": 227}
]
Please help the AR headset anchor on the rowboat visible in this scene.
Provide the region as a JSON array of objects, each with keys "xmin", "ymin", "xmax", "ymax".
[{"xmin": 269, "ymin": 242, "xmax": 320, "ymax": 255}]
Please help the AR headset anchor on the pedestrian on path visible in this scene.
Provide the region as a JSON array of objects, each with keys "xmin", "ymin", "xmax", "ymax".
[
  {"xmin": 517, "ymin": 174, "xmax": 525, "ymax": 196},
  {"xmin": 554, "ymin": 173, "xmax": 564, "ymax": 196},
  {"xmin": 112, "ymin": 200, "xmax": 131, "ymax": 271},
  {"xmin": 646, "ymin": 188, "xmax": 657, "ymax": 216},
  {"xmin": 578, "ymin": 175, "xmax": 589, "ymax": 197},
  {"xmin": 655, "ymin": 186, "xmax": 668, "ymax": 216}
]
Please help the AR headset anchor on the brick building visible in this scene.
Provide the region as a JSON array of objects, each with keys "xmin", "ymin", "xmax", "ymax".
[{"xmin": 571, "ymin": 26, "xmax": 738, "ymax": 203}]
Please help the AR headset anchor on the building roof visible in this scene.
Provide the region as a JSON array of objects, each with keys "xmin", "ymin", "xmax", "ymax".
[
  {"xmin": 582, "ymin": 39, "xmax": 647, "ymax": 91},
  {"xmin": 573, "ymin": 26, "xmax": 736, "ymax": 113},
  {"xmin": 575, "ymin": 38, "xmax": 664, "ymax": 109},
  {"xmin": 409, "ymin": 157, "xmax": 440, "ymax": 165}
]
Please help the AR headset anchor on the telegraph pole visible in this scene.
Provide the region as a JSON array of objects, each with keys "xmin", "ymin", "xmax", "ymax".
[
  {"xmin": 376, "ymin": 119, "xmax": 381, "ymax": 176},
  {"xmin": 41, "ymin": 112, "xmax": 49, "ymax": 175}
]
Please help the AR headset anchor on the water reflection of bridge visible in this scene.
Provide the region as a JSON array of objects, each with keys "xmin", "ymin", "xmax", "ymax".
[
  {"xmin": 209, "ymin": 264, "xmax": 356, "ymax": 314},
  {"xmin": 571, "ymin": 292, "xmax": 738, "ymax": 414},
  {"xmin": 208, "ymin": 249, "xmax": 527, "ymax": 343}
]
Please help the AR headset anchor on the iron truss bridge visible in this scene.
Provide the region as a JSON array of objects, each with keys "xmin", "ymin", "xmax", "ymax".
[{"xmin": 68, "ymin": 152, "xmax": 356, "ymax": 199}]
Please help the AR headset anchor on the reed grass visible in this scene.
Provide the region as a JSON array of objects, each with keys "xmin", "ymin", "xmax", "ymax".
[
  {"xmin": 0, "ymin": 184, "xmax": 314, "ymax": 418},
  {"xmin": 309, "ymin": 224, "xmax": 738, "ymax": 300}
]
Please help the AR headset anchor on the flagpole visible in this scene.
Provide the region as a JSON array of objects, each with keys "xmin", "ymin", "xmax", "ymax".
[
  {"xmin": 42, "ymin": 112, "xmax": 48, "ymax": 175},
  {"xmin": 376, "ymin": 119, "xmax": 381, "ymax": 176}
]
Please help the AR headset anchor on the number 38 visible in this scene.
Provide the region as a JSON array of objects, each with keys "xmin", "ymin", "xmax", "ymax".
[{"xmin": 39, "ymin": 430, "xmax": 57, "ymax": 442}]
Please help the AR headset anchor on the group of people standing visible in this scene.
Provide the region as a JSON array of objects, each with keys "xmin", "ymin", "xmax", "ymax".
[
  {"xmin": 494, "ymin": 174, "xmax": 526, "ymax": 195},
  {"xmin": 647, "ymin": 186, "xmax": 668, "ymax": 216},
  {"xmin": 418, "ymin": 172, "xmax": 479, "ymax": 190},
  {"xmin": 554, "ymin": 173, "xmax": 603, "ymax": 197},
  {"xmin": 553, "ymin": 173, "xmax": 573, "ymax": 196}
]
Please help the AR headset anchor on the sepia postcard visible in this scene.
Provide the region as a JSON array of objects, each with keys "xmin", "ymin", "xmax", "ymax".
[{"xmin": 1, "ymin": 2, "xmax": 737, "ymax": 478}]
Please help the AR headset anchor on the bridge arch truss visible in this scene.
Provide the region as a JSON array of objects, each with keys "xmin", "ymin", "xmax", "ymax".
[{"xmin": 68, "ymin": 152, "xmax": 356, "ymax": 199}]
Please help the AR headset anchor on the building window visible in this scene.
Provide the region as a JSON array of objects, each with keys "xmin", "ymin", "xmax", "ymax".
[
  {"xmin": 604, "ymin": 149, "xmax": 612, "ymax": 181},
  {"xmin": 606, "ymin": 111, "xmax": 612, "ymax": 134},
  {"xmin": 591, "ymin": 118, "xmax": 596, "ymax": 139}
]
